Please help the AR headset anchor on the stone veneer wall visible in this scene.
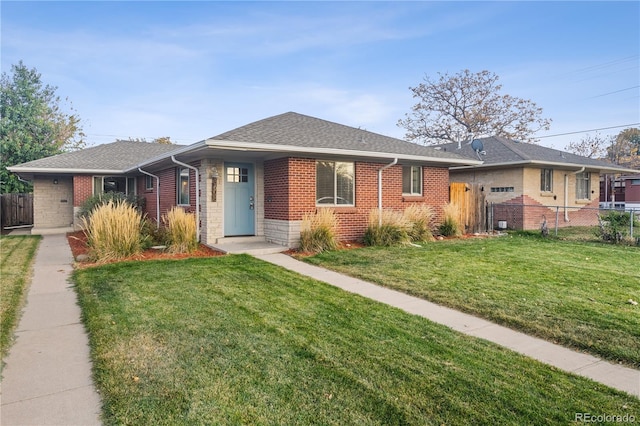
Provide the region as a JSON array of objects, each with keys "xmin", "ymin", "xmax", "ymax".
[{"xmin": 33, "ymin": 175, "xmax": 74, "ymax": 230}]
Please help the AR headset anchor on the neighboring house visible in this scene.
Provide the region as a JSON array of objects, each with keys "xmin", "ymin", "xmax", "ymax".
[
  {"xmin": 8, "ymin": 112, "xmax": 479, "ymax": 246},
  {"xmin": 600, "ymin": 174, "xmax": 640, "ymax": 210},
  {"xmin": 434, "ymin": 136, "xmax": 637, "ymax": 230}
]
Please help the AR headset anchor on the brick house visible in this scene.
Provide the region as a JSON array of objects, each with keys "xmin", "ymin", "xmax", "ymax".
[
  {"xmin": 8, "ymin": 112, "xmax": 478, "ymax": 247},
  {"xmin": 600, "ymin": 174, "xmax": 640, "ymax": 210},
  {"xmin": 434, "ymin": 136, "xmax": 637, "ymax": 230}
]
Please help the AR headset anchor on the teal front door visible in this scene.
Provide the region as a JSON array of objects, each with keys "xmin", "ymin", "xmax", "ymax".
[{"xmin": 224, "ymin": 163, "xmax": 255, "ymax": 236}]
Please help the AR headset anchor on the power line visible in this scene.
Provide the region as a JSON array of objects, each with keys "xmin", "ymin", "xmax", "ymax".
[
  {"xmin": 588, "ymin": 85, "xmax": 639, "ymax": 99},
  {"xmin": 537, "ymin": 123, "xmax": 640, "ymax": 139}
]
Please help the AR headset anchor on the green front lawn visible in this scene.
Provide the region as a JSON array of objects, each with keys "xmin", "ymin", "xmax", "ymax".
[
  {"xmin": 0, "ymin": 235, "xmax": 40, "ymax": 362},
  {"xmin": 305, "ymin": 235, "xmax": 640, "ymax": 367},
  {"xmin": 74, "ymin": 256, "xmax": 638, "ymax": 425}
]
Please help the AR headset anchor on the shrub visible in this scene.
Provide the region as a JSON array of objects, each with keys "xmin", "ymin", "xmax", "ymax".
[
  {"xmin": 596, "ymin": 210, "xmax": 640, "ymax": 244},
  {"xmin": 299, "ymin": 209, "xmax": 339, "ymax": 253},
  {"xmin": 403, "ymin": 204, "xmax": 435, "ymax": 242},
  {"xmin": 78, "ymin": 192, "xmax": 145, "ymax": 220},
  {"xmin": 364, "ymin": 209, "xmax": 410, "ymax": 247},
  {"xmin": 438, "ymin": 203, "xmax": 462, "ymax": 237},
  {"xmin": 163, "ymin": 207, "xmax": 198, "ymax": 254},
  {"xmin": 81, "ymin": 200, "xmax": 144, "ymax": 262}
]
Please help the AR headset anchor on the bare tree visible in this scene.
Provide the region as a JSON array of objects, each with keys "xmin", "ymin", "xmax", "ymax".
[
  {"xmin": 565, "ymin": 133, "xmax": 609, "ymax": 158},
  {"xmin": 398, "ymin": 69, "xmax": 552, "ymax": 145}
]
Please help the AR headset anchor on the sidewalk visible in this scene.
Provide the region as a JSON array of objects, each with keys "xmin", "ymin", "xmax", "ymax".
[
  {"xmin": 255, "ymin": 253, "xmax": 640, "ymax": 398},
  {"xmin": 1, "ymin": 234, "xmax": 101, "ymax": 425}
]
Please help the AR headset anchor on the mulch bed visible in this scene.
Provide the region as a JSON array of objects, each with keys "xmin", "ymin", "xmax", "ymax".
[{"xmin": 67, "ymin": 231, "xmax": 224, "ymax": 267}]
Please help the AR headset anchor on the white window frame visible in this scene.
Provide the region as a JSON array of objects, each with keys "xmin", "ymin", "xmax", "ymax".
[
  {"xmin": 145, "ymin": 175, "xmax": 154, "ymax": 190},
  {"xmin": 402, "ymin": 166, "xmax": 423, "ymax": 195},
  {"xmin": 177, "ymin": 167, "xmax": 190, "ymax": 206},
  {"xmin": 93, "ymin": 176, "xmax": 135, "ymax": 196},
  {"xmin": 576, "ymin": 172, "xmax": 591, "ymax": 200},
  {"xmin": 315, "ymin": 160, "xmax": 355, "ymax": 206}
]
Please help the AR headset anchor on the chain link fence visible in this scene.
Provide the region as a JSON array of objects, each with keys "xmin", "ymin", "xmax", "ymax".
[{"xmin": 488, "ymin": 203, "xmax": 638, "ymax": 239}]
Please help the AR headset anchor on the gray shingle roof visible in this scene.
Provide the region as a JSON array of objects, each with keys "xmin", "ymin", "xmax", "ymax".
[
  {"xmin": 435, "ymin": 136, "xmax": 634, "ymax": 171},
  {"xmin": 9, "ymin": 140, "xmax": 183, "ymax": 172},
  {"xmin": 211, "ymin": 112, "xmax": 471, "ymax": 161}
]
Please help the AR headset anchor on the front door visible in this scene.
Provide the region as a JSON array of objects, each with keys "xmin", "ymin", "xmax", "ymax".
[{"xmin": 224, "ymin": 163, "xmax": 255, "ymax": 236}]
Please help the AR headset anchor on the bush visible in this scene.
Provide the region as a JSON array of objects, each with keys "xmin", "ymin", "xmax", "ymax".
[
  {"xmin": 78, "ymin": 192, "xmax": 145, "ymax": 220},
  {"xmin": 597, "ymin": 210, "xmax": 640, "ymax": 244},
  {"xmin": 299, "ymin": 209, "xmax": 339, "ymax": 253},
  {"xmin": 403, "ymin": 204, "xmax": 435, "ymax": 242},
  {"xmin": 81, "ymin": 200, "xmax": 144, "ymax": 262},
  {"xmin": 163, "ymin": 207, "xmax": 198, "ymax": 254},
  {"xmin": 364, "ymin": 209, "xmax": 410, "ymax": 247},
  {"xmin": 438, "ymin": 203, "xmax": 462, "ymax": 237}
]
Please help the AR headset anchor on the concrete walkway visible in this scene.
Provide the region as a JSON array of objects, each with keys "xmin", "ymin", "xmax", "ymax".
[
  {"xmin": 255, "ymin": 253, "xmax": 640, "ymax": 398},
  {"xmin": 1, "ymin": 234, "xmax": 101, "ymax": 425}
]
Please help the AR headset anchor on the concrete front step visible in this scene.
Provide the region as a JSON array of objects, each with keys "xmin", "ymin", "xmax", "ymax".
[
  {"xmin": 210, "ymin": 236, "xmax": 287, "ymax": 255},
  {"xmin": 215, "ymin": 236, "xmax": 266, "ymax": 244}
]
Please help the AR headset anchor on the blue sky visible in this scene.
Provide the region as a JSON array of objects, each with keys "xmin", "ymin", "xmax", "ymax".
[{"xmin": 2, "ymin": 1, "xmax": 639, "ymax": 150}]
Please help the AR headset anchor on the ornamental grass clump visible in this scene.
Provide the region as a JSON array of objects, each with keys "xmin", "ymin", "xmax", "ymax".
[
  {"xmin": 438, "ymin": 203, "xmax": 462, "ymax": 237},
  {"xmin": 299, "ymin": 208, "xmax": 339, "ymax": 253},
  {"xmin": 81, "ymin": 200, "xmax": 144, "ymax": 263},
  {"xmin": 403, "ymin": 204, "xmax": 435, "ymax": 242},
  {"xmin": 163, "ymin": 207, "xmax": 198, "ymax": 254},
  {"xmin": 364, "ymin": 209, "xmax": 410, "ymax": 247}
]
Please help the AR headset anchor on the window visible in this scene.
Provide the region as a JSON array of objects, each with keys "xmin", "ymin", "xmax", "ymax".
[
  {"xmin": 540, "ymin": 168, "xmax": 553, "ymax": 192},
  {"xmin": 93, "ymin": 176, "xmax": 135, "ymax": 195},
  {"xmin": 145, "ymin": 175, "xmax": 154, "ymax": 190},
  {"xmin": 177, "ymin": 167, "xmax": 190, "ymax": 205},
  {"xmin": 402, "ymin": 166, "xmax": 422, "ymax": 195},
  {"xmin": 576, "ymin": 172, "xmax": 591, "ymax": 200},
  {"xmin": 226, "ymin": 167, "xmax": 249, "ymax": 183},
  {"xmin": 316, "ymin": 161, "xmax": 354, "ymax": 205},
  {"xmin": 490, "ymin": 187, "xmax": 514, "ymax": 193}
]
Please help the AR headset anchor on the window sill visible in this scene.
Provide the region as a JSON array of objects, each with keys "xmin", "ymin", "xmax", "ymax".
[
  {"xmin": 316, "ymin": 206, "xmax": 357, "ymax": 214},
  {"xmin": 539, "ymin": 192, "xmax": 554, "ymax": 197},
  {"xmin": 575, "ymin": 199, "xmax": 591, "ymax": 205},
  {"xmin": 402, "ymin": 195, "xmax": 424, "ymax": 202}
]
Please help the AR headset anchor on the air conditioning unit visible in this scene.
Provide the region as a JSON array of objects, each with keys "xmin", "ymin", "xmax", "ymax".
[{"xmin": 497, "ymin": 220, "xmax": 507, "ymax": 230}]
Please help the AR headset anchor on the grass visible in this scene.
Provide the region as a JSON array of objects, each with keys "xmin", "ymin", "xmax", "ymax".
[
  {"xmin": 305, "ymin": 234, "xmax": 640, "ymax": 367},
  {"xmin": 0, "ymin": 235, "xmax": 40, "ymax": 362},
  {"xmin": 73, "ymin": 255, "xmax": 638, "ymax": 425}
]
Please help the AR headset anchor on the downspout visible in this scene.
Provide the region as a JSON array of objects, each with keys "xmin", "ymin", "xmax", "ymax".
[
  {"xmin": 138, "ymin": 168, "xmax": 160, "ymax": 229},
  {"xmin": 171, "ymin": 156, "xmax": 200, "ymax": 241},
  {"xmin": 378, "ymin": 158, "xmax": 398, "ymax": 226},
  {"xmin": 564, "ymin": 166, "xmax": 586, "ymax": 222}
]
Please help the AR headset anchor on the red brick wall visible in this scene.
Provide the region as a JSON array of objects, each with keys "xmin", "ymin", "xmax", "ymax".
[
  {"xmin": 264, "ymin": 157, "xmax": 451, "ymax": 241},
  {"xmin": 493, "ymin": 195, "xmax": 599, "ymax": 230},
  {"xmin": 73, "ymin": 175, "xmax": 93, "ymax": 207}
]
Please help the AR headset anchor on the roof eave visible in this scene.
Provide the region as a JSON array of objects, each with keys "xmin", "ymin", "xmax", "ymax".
[
  {"xmin": 201, "ymin": 139, "xmax": 482, "ymax": 166},
  {"xmin": 6, "ymin": 166, "xmax": 126, "ymax": 174},
  {"xmin": 450, "ymin": 159, "xmax": 637, "ymax": 173}
]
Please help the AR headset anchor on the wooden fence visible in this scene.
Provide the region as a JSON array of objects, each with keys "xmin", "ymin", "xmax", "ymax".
[
  {"xmin": 1, "ymin": 193, "xmax": 34, "ymax": 229},
  {"xmin": 449, "ymin": 183, "xmax": 486, "ymax": 233}
]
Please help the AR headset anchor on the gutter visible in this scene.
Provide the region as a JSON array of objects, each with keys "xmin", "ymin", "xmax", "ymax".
[
  {"xmin": 170, "ymin": 156, "xmax": 200, "ymax": 242},
  {"xmin": 378, "ymin": 158, "xmax": 398, "ymax": 226},
  {"xmin": 138, "ymin": 168, "xmax": 160, "ymax": 228}
]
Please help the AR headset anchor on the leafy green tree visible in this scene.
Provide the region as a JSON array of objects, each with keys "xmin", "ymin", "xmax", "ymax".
[
  {"xmin": 1, "ymin": 61, "xmax": 85, "ymax": 193},
  {"xmin": 398, "ymin": 69, "xmax": 552, "ymax": 145},
  {"xmin": 606, "ymin": 128, "xmax": 640, "ymax": 169}
]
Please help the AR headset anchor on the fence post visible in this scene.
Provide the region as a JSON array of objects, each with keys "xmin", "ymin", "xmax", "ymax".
[
  {"xmin": 631, "ymin": 209, "xmax": 634, "ymax": 239},
  {"xmin": 555, "ymin": 206, "xmax": 559, "ymax": 237},
  {"xmin": 489, "ymin": 202, "xmax": 493, "ymax": 233}
]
